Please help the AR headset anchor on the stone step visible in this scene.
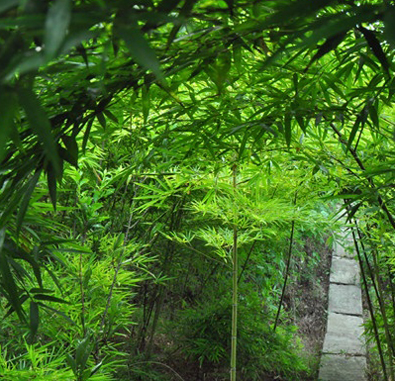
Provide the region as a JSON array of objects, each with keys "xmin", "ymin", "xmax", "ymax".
[
  {"xmin": 319, "ymin": 354, "xmax": 367, "ymax": 381},
  {"xmin": 330, "ymin": 257, "xmax": 360, "ymax": 285},
  {"xmin": 322, "ymin": 313, "xmax": 365, "ymax": 355},
  {"xmin": 334, "ymin": 241, "xmax": 355, "ymax": 259},
  {"xmin": 319, "ymin": 226, "xmax": 367, "ymax": 380},
  {"xmin": 328, "ymin": 284, "xmax": 363, "ymax": 316}
]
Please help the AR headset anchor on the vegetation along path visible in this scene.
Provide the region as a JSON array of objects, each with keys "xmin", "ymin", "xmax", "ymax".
[
  {"xmin": 2, "ymin": 1, "xmax": 395, "ymax": 380},
  {"xmin": 319, "ymin": 229, "xmax": 367, "ymax": 380}
]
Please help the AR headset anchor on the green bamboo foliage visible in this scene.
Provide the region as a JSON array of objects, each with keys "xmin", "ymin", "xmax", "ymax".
[{"xmin": 2, "ymin": 0, "xmax": 395, "ymax": 379}]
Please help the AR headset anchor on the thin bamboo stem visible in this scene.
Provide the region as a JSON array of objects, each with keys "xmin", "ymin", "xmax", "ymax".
[
  {"xmin": 357, "ymin": 223, "xmax": 395, "ymax": 364},
  {"xmin": 79, "ymin": 252, "xmax": 86, "ymax": 336},
  {"xmin": 274, "ymin": 219, "xmax": 295, "ymax": 331},
  {"xmin": 350, "ymin": 223, "xmax": 388, "ymax": 380},
  {"xmin": 79, "ymin": 232, "xmax": 87, "ymax": 337},
  {"xmin": 230, "ymin": 164, "xmax": 238, "ymax": 381},
  {"xmin": 372, "ymin": 248, "xmax": 395, "ymax": 372},
  {"xmin": 386, "ymin": 266, "xmax": 395, "ymax": 324},
  {"xmin": 273, "ymin": 192, "xmax": 297, "ymax": 332},
  {"xmin": 237, "ymin": 241, "xmax": 256, "ymax": 284}
]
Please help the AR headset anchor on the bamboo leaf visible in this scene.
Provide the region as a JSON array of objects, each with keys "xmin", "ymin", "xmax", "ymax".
[
  {"xmin": 142, "ymin": 85, "xmax": 150, "ymax": 124},
  {"xmin": 75, "ymin": 337, "xmax": 93, "ymax": 371},
  {"xmin": 369, "ymin": 101, "xmax": 379, "ymax": 128},
  {"xmin": 346, "ymin": 116, "xmax": 361, "ymax": 153},
  {"xmin": 3, "ymin": 294, "xmax": 29, "ymax": 319},
  {"xmin": 165, "ymin": 0, "xmax": 195, "ymax": 48},
  {"xmin": 103, "ymin": 110, "xmax": 119, "ymax": 124},
  {"xmin": 0, "ymin": 0, "xmax": 18, "ymax": 15},
  {"xmin": 90, "ymin": 361, "xmax": 103, "ymax": 377},
  {"xmin": 233, "ymin": 42, "xmax": 242, "ymax": 72},
  {"xmin": 29, "ymin": 301, "xmax": 39, "ymax": 338},
  {"xmin": 44, "ymin": 0, "xmax": 72, "ymax": 59},
  {"xmin": 384, "ymin": 6, "xmax": 395, "ymax": 49},
  {"xmin": 284, "ymin": 112, "xmax": 292, "ymax": 148},
  {"xmin": 96, "ymin": 112, "xmax": 106, "ymax": 129},
  {"xmin": 295, "ymin": 115, "xmax": 305, "ymax": 133},
  {"xmin": 17, "ymin": 169, "xmax": 42, "ymax": 236},
  {"xmin": 66, "ymin": 354, "xmax": 77, "ymax": 375},
  {"xmin": 0, "ymin": 89, "xmax": 17, "ymax": 163},
  {"xmin": 47, "ymin": 164, "xmax": 57, "ymax": 210},
  {"xmin": 62, "ymin": 135, "xmax": 78, "ymax": 166},
  {"xmin": 346, "ymin": 202, "xmax": 362, "ymax": 222},
  {"xmin": 304, "ymin": 32, "xmax": 347, "ymax": 72},
  {"xmin": 18, "ymin": 88, "xmax": 61, "ymax": 176},
  {"xmin": 117, "ymin": 25, "xmax": 163, "ymax": 81},
  {"xmin": 359, "ymin": 26, "xmax": 390, "ymax": 76},
  {"xmin": 293, "ymin": 73, "xmax": 298, "ymax": 95},
  {"xmin": 30, "ymin": 288, "xmax": 54, "ymax": 294},
  {"xmin": 82, "ymin": 119, "xmax": 94, "ymax": 153},
  {"xmin": 0, "ymin": 228, "xmax": 25, "ymax": 321},
  {"xmin": 33, "ymin": 294, "xmax": 69, "ymax": 304},
  {"xmin": 157, "ymin": 0, "xmax": 182, "ymax": 12},
  {"xmin": 263, "ymin": 0, "xmax": 335, "ymax": 27},
  {"xmin": 347, "ymin": 103, "xmax": 369, "ymax": 152},
  {"xmin": 38, "ymin": 302, "xmax": 75, "ymax": 325},
  {"xmin": 238, "ymin": 130, "xmax": 249, "ymax": 159}
]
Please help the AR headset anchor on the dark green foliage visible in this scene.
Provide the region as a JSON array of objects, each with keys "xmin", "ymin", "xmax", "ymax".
[
  {"xmin": 172, "ymin": 290, "xmax": 310, "ymax": 380},
  {"xmin": 1, "ymin": 0, "xmax": 395, "ymax": 379}
]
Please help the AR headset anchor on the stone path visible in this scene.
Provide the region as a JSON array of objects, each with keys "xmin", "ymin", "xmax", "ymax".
[{"xmin": 318, "ymin": 232, "xmax": 367, "ymax": 380}]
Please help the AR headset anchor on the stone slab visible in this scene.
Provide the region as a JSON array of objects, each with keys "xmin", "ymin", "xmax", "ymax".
[
  {"xmin": 330, "ymin": 257, "xmax": 360, "ymax": 285},
  {"xmin": 323, "ymin": 313, "xmax": 365, "ymax": 355},
  {"xmin": 319, "ymin": 354, "xmax": 367, "ymax": 381},
  {"xmin": 334, "ymin": 241, "xmax": 355, "ymax": 259},
  {"xmin": 328, "ymin": 284, "xmax": 362, "ymax": 316}
]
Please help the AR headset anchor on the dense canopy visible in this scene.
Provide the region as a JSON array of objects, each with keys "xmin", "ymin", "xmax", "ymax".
[{"xmin": 1, "ymin": 0, "xmax": 395, "ymax": 380}]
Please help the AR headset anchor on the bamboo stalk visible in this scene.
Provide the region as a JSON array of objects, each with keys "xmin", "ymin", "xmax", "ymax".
[
  {"xmin": 386, "ymin": 266, "xmax": 395, "ymax": 325},
  {"xmin": 230, "ymin": 163, "xmax": 238, "ymax": 381},
  {"xmin": 79, "ymin": 232, "xmax": 87, "ymax": 337},
  {"xmin": 356, "ymin": 226, "xmax": 380, "ymax": 305},
  {"xmin": 237, "ymin": 241, "xmax": 256, "ymax": 284},
  {"xmin": 273, "ymin": 220, "xmax": 295, "ymax": 331},
  {"xmin": 273, "ymin": 192, "xmax": 297, "ymax": 332},
  {"xmin": 372, "ymin": 247, "xmax": 395, "ymax": 373},
  {"xmin": 357, "ymin": 223, "xmax": 395, "ymax": 365},
  {"xmin": 350, "ymin": 224, "xmax": 388, "ymax": 380}
]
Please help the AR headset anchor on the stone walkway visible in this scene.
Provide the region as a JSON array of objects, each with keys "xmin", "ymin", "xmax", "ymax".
[{"xmin": 318, "ymin": 231, "xmax": 367, "ymax": 380}]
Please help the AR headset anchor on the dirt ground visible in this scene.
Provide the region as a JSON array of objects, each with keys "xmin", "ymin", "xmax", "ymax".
[{"xmin": 284, "ymin": 237, "xmax": 333, "ymax": 380}]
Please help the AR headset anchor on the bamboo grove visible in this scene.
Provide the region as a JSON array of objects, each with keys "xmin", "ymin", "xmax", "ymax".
[{"xmin": 1, "ymin": 0, "xmax": 395, "ymax": 379}]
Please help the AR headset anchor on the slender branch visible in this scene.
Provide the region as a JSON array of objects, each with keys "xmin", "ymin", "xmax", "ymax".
[
  {"xmin": 357, "ymin": 223, "xmax": 395, "ymax": 363},
  {"xmin": 237, "ymin": 241, "xmax": 257, "ymax": 284},
  {"xmin": 350, "ymin": 224, "xmax": 389, "ymax": 381},
  {"xmin": 79, "ymin": 232, "xmax": 87, "ymax": 337},
  {"xmin": 230, "ymin": 163, "xmax": 238, "ymax": 381},
  {"xmin": 344, "ymin": 200, "xmax": 389, "ymax": 380},
  {"xmin": 273, "ymin": 191, "xmax": 297, "ymax": 332}
]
